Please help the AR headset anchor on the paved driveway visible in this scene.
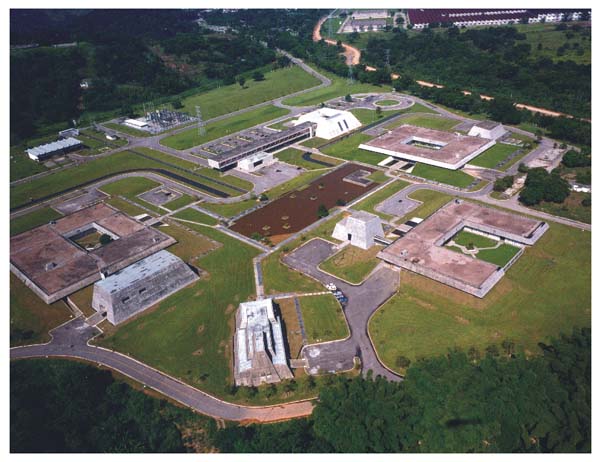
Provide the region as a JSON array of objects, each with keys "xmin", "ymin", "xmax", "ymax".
[{"xmin": 283, "ymin": 238, "xmax": 402, "ymax": 381}]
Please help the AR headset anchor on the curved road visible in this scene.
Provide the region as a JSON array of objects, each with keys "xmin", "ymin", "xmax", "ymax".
[{"xmin": 10, "ymin": 318, "xmax": 314, "ymax": 422}]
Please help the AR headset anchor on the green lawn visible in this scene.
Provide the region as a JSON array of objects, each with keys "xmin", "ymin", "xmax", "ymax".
[
  {"xmin": 163, "ymin": 194, "xmax": 196, "ymax": 211},
  {"xmin": 200, "ymin": 199, "xmax": 258, "ymax": 218},
  {"xmin": 172, "ymin": 207, "xmax": 218, "ymax": 225},
  {"xmin": 366, "ymin": 170, "xmax": 388, "ymax": 184},
  {"xmin": 10, "ymin": 207, "xmax": 63, "ymax": 236},
  {"xmin": 476, "ymin": 244, "xmax": 521, "ymax": 267},
  {"xmin": 387, "ymin": 114, "xmax": 459, "ymax": 131},
  {"xmin": 452, "ymin": 230, "xmax": 498, "ymax": 249},
  {"xmin": 369, "ymin": 222, "xmax": 590, "ymax": 373},
  {"xmin": 275, "ymin": 148, "xmax": 338, "ymax": 170},
  {"xmin": 411, "ymin": 163, "xmax": 474, "ymax": 188},
  {"xmin": 398, "ymin": 189, "xmax": 453, "ymax": 223},
  {"xmin": 98, "ymin": 225, "xmax": 260, "ymax": 397},
  {"xmin": 103, "ymin": 122, "xmax": 152, "ymax": 138},
  {"xmin": 10, "ymin": 150, "xmax": 243, "ymax": 210},
  {"xmin": 282, "ymin": 64, "xmax": 391, "ymax": 107},
  {"xmin": 100, "ymin": 176, "xmax": 160, "ymax": 197},
  {"xmin": 300, "ymin": 294, "xmax": 349, "ymax": 344},
  {"xmin": 468, "ymin": 143, "xmax": 519, "ymax": 169},
  {"xmin": 352, "ymin": 179, "xmax": 410, "ymax": 220},
  {"xmin": 321, "ymin": 132, "xmax": 386, "ymax": 165},
  {"xmin": 181, "ymin": 66, "xmax": 321, "ymax": 119},
  {"xmin": 160, "ymin": 105, "xmax": 289, "ymax": 150},
  {"xmin": 531, "ymin": 191, "xmax": 591, "ymax": 225},
  {"xmin": 300, "ymin": 137, "xmax": 327, "ymax": 148},
  {"xmin": 376, "ymin": 99, "xmax": 403, "ymax": 107},
  {"xmin": 319, "ymin": 245, "xmax": 381, "ymax": 284},
  {"xmin": 106, "ymin": 197, "xmax": 153, "ymax": 217},
  {"xmin": 133, "ymin": 146, "xmax": 199, "ymax": 170},
  {"xmin": 349, "ymin": 108, "xmax": 387, "ymax": 125},
  {"xmin": 262, "ymin": 246, "xmax": 324, "ymax": 295},
  {"xmin": 10, "ymin": 152, "xmax": 49, "ymax": 182},
  {"xmin": 10, "ymin": 274, "xmax": 73, "ymax": 347},
  {"xmin": 267, "ymin": 118, "xmax": 296, "ymax": 131}
]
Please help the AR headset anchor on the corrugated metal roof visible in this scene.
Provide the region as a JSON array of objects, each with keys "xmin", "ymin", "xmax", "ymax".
[{"xmin": 26, "ymin": 137, "xmax": 82, "ymax": 158}]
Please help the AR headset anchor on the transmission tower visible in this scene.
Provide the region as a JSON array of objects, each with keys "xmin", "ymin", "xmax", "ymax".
[
  {"xmin": 196, "ymin": 106, "xmax": 206, "ymax": 137},
  {"xmin": 347, "ymin": 65, "xmax": 354, "ymax": 85}
]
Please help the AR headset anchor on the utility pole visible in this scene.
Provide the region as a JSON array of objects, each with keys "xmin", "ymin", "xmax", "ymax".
[{"xmin": 196, "ymin": 106, "xmax": 206, "ymax": 137}]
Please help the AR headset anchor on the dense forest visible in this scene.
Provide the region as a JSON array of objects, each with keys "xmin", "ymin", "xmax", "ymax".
[
  {"xmin": 362, "ymin": 26, "xmax": 590, "ymax": 119},
  {"xmin": 9, "ymin": 10, "xmax": 282, "ymax": 143},
  {"xmin": 11, "ymin": 328, "xmax": 590, "ymax": 453}
]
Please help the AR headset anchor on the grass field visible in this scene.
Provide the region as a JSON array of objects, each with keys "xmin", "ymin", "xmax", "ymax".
[
  {"xmin": 476, "ymin": 244, "xmax": 521, "ymax": 267},
  {"xmin": 180, "ymin": 66, "xmax": 321, "ymax": 119},
  {"xmin": 452, "ymin": 230, "xmax": 498, "ymax": 249},
  {"xmin": 199, "ymin": 199, "xmax": 258, "ymax": 218},
  {"xmin": 10, "ymin": 150, "xmax": 245, "ymax": 210},
  {"xmin": 172, "ymin": 207, "xmax": 218, "ymax": 226},
  {"xmin": 300, "ymin": 137, "xmax": 327, "ymax": 148},
  {"xmin": 103, "ymin": 122, "xmax": 153, "ymax": 138},
  {"xmin": 351, "ymin": 179, "xmax": 410, "ymax": 220},
  {"xmin": 398, "ymin": 189, "xmax": 454, "ymax": 223},
  {"xmin": 531, "ymin": 191, "xmax": 591, "ymax": 224},
  {"xmin": 132, "ymin": 146, "xmax": 199, "ymax": 170},
  {"xmin": 160, "ymin": 105, "xmax": 289, "ymax": 150},
  {"xmin": 68, "ymin": 285, "xmax": 96, "ymax": 318},
  {"xmin": 386, "ymin": 114, "xmax": 459, "ymax": 131},
  {"xmin": 282, "ymin": 64, "xmax": 391, "ymax": 107},
  {"xmin": 515, "ymin": 23, "xmax": 591, "ymax": 65},
  {"xmin": 320, "ymin": 132, "xmax": 386, "ymax": 165},
  {"xmin": 106, "ymin": 197, "xmax": 152, "ymax": 217},
  {"xmin": 276, "ymin": 298, "xmax": 304, "ymax": 360},
  {"xmin": 98, "ymin": 224, "xmax": 258, "ymax": 396},
  {"xmin": 10, "ymin": 152, "xmax": 49, "ymax": 182},
  {"xmin": 275, "ymin": 148, "xmax": 336, "ymax": 170},
  {"xmin": 163, "ymin": 194, "xmax": 196, "ymax": 211},
  {"xmin": 10, "ymin": 274, "xmax": 73, "ymax": 347},
  {"xmin": 349, "ymin": 108, "xmax": 387, "ymax": 125},
  {"xmin": 411, "ymin": 163, "xmax": 474, "ymax": 188},
  {"xmin": 300, "ymin": 294, "xmax": 349, "ymax": 344},
  {"xmin": 376, "ymin": 99, "xmax": 403, "ymax": 107},
  {"xmin": 369, "ymin": 222, "xmax": 591, "ymax": 373},
  {"xmin": 267, "ymin": 118, "xmax": 296, "ymax": 131},
  {"xmin": 262, "ymin": 246, "xmax": 324, "ymax": 295},
  {"xmin": 10, "ymin": 207, "xmax": 63, "ymax": 236},
  {"xmin": 319, "ymin": 245, "xmax": 382, "ymax": 284},
  {"xmin": 100, "ymin": 176, "xmax": 160, "ymax": 198},
  {"xmin": 468, "ymin": 143, "xmax": 519, "ymax": 169}
]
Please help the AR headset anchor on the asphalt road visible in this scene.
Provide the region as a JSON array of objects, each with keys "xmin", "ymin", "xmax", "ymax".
[
  {"xmin": 283, "ymin": 238, "xmax": 402, "ymax": 381},
  {"xmin": 10, "ymin": 318, "xmax": 314, "ymax": 422}
]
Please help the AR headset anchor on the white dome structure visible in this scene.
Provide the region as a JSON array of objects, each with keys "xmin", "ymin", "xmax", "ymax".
[{"xmin": 294, "ymin": 108, "xmax": 361, "ymax": 140}]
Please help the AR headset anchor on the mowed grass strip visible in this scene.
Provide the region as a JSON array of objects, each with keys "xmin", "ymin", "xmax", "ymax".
[
  {"xmin": 100, "ymin": 176, "xmax": 160, "ymax": 197},
  {"xmin": 163, "ymin": 194, "xmax": 196, "ymax": 211},
  {"xmin": 181, "ymin": 65, "xmax": 321, "ymax": 119},
  {"xmin": 386, "ymin": 114, "xmax": 459, "ymax": 131},
  {"xmin": 276, "ymin": 148, "xmax": 337, "ymax": 170},
  {"xmin": 398, "ymin": 189, "xmax": 454, "ymax": 223},
  {"xmin": 98, "ymin": 224, "xmax": 259, "ymax": 396},
  {"xmin": 321, "ymin": 132, "xmax": 386, "ymax": 166},
  {"xmin": 411, "ymin": 163, "xmax": 474, "ymax": 189},
  {"xmin": 10, "ymin": 151, "xmax": 238, "ymax": 210},
  {"xmin": 468, "ymin": 143, "xmax": 518, "ymax": 169},
  {"xmin": 352, "ymin": 179, "xmax": 410, "ymax": 220},
  {"xmin": 301, "ymin": 294, "xmax": 349, "ymax": 344},
  {"xmin": 476, "ymin": 244, "xmax": 521, "ymax": 267},
  {"xmin": 369, "ymin": 222, "xmax": 590, "ymax": 373},
  {"xmin": 103, "ymin": 122, "xmax": 152, "ymax": 138},
  {"xmin": 10, "ymin": 274, "xmax": 73, "ymax": 347},
  {"xmin": 106, "ymin": 197, "xmax": 155, "ymax": 217},
  {"xmin": 319, "ymin": 245, "xmax": 381, "ymax": 284},
  {"xmin": 172, "ymin": 207, "xmax": 218, "ymax": 226},
  {"xmin": 160, "ymin": 105, "xmax": 290, "ymax": 150},
  {"xmin": 10, "ymin": 207, "xmax": 63, "ymax": 236},
  {"xmin": 452, "ymin": 230, "xmax": 498, "ymax": 248}
]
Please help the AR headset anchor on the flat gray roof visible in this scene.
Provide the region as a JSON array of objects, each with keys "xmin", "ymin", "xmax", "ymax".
[{"xmin": 26, "ymin": 137, "xmax": 82, "ymax": 158}]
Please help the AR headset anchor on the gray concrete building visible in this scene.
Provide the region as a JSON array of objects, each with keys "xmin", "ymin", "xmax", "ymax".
[
  {"xmin": 92, "ymin": 250, "xmax": 198, "ymax": 325},
  {"xmin": 233, "ymin": 299, "xmax": 293, "ymax": 387},
  {"xmin": 332, "ymin": 211, "xmax": 384, "ymax": 249}
]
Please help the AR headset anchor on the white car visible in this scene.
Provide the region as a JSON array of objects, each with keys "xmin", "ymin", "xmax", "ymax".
[{"xmin": 326, "ymin": 282, "xmax": 337, "ymax": 292}]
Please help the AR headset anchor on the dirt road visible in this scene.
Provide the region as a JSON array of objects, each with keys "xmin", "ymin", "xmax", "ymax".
[{"xmin": 313, "ymin": 16, "xmax": 360, "ymax": 66}]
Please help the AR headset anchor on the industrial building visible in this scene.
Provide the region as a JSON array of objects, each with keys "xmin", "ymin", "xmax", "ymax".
[
  {"xmin": 237, "ymin": 151, "xmax": 275, "ymax": 173},
  {"xmin": 332, "ymin": 211, "xmax": 384, "ymax": 249},
  {"xmin": 378, "ymin": 199, "xmax": 548, "ymax": 298},
  {"xmin": 233, "ymin": 298, "xmax": 293, "ymax": 387},
  {"xmin": 468, "ymin": 121, "xmax": 507, "ymax": 140},
  {"xmin": 26, "ymin": 137, "xmax": 82, "ymax": 162},
  {"xmin": 10, "ymin": 203, "xmax": 175, "ymax": 304},
  {"xmin": 407, "ymin": 9, "xmax": 589, "ymax": 29},
  {"xmin": 359, "ymin": 124, "xmax": 495, "ymax": 170},
  {"xmin": 91, "ymin": 250, "xmax": 198, "ymax": 325},
  {"xmin": 294, "ymin": 108, "xmax": 361, "ymax": 140},
  {"xmin": 207, "ymin": 122, "xmax": 315, "ymax": 170},
  {"xmin": 123, "ymin": 118, "xmax": 149, "ymax": 130}
]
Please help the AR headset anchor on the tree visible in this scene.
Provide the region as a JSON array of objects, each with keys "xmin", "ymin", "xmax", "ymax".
[
  {"xmin": 252, "ymin": 71, "xmax": 264, "ymax": 81},
  {"xmin": 171, "ymin": 99, "xmax": 183, "ymax": 109},
  {"xmin": 317, "ymin": 204, "xmax": 329, "ymax": 218},
  {"xmin": 344, "ymin": 94, "xmax": 352, "ymax": 102},
  {"xmin": 99, "ymin": 234, "xmax": 113, "ymax": 245},
  {"xmin": 493, "ymin": 175, "xmax": 514, "ymax": 192},
  {"xmin": 238, "ymin": 76, "xmax": 246, "ymax": 88},
  {"xmin": 562, "ymin": 150, "xmax": 591, "ymax": 168},
  {"xmin": 376, "ymin": 106, "xmax": 382, "ymax": 118}
]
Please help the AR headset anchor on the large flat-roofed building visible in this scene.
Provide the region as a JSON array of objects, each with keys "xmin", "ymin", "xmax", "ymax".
[
  {"xmin": 359, "ymin": 124, "xmax": 495, "ymax": 170},
  {"xmin": 26, "ymin": 137, "xmax": 82, "ymax": 162},
  {"xmin": 207, "ymin": 122, "xmax": 315, "ymax": 171},
  {"xmin": 10, "ymin": 203, "xmax": 176, "ymax": 304},
  {"xmin": 378, "ymin": 200, "xmax": 548, "ymax": 298},
  {"xmin": 91, "ymin": 250, "xmax": 198, "ymax": 325},
  {"xmin": 233, "ymin": 298, "xmax": 293, "ymax": 387},
  {"xmin": 294, "ymin": 108, "xmax": 361, "ymax": 140}
]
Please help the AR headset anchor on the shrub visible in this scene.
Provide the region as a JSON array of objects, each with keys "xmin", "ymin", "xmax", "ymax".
[
  {"xmin": 395, "ymin": 356, "xmax": 411, "ymax": 369},
  {"xmin": 99, "ymin": 234, "xmax": 113, "ymax": 245},
  {"xmin": 317, "ymin": 204, "xmax": 329, "ymax": 218}
]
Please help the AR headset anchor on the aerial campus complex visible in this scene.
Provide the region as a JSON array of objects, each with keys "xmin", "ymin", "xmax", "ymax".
[{"xmin": 9, "ymin": 7, "xmax": 591, "ymax": 455}]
